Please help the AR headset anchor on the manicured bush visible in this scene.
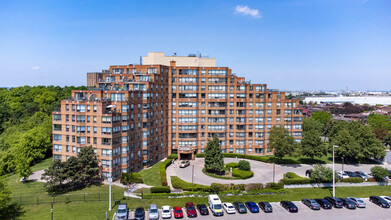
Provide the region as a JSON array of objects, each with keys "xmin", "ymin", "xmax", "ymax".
[
  {"xmin": 265, "ymin": 182, "xmax": 284, "ymax": 190},
  {"xmin": 159, "ymin": 159, "xmax": 172, "ymax": 186},
  {"xmin": 196, "ymin": 153, "xmax": 270, "ymax": 163},
  {"xmin": 231, "ymin": 184, "xmax": 246, "ymax": 191},
  {"xmin": 285, "ymin": 172, "xmax": 302, "ymax": 179},
  {"xmin": 370, "ymin": 166, "xmax": 389, "ymax": 181},
  {"xmin": 167, "ymin": 154, "xmax": 178, "ymax": 160},
  {"xmin": 170, "ymin": 176, "xmax": 210, "ymax": 191},
  {"xmin": 150, "ymin": 186, "xmax": 171, "ymax": 193},
  {"xmin": 238, "ymin": 160, "xmax": 251, "ymax": 171},
  {"xmin": 210, "ymin": 183, "xmax": 229, "ymax": 192},
  {"xmin": 225, "ymin": 162, "xmax": 238, "ymax": 170},
  {"xmin": 279, "ymin": 178, "xmax": 312, "ymax": 185},
  {"xmin": 245, "ymin": 183, "xmax": 263, "ymax": 190},
  {"xmin": 195, "ymin": 153, "xmax": 205, "ymax": 158},
  {"xmin": 340, "ymin": 177, "xmax": 365, "ymax": 183},
  {"xmin": 232, "ymin": 169, "xmax": 253, "ymax": 179}
]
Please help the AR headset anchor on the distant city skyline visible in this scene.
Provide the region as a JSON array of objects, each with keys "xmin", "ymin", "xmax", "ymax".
[{"xmin": 0, "ymin": 0, "xmax": 390, "ymax": 90}]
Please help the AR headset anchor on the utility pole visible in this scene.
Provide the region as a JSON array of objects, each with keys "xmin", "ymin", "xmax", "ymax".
[{"xmin": 51, "ymin": 202, "xmax": 53, "ymax": 220}]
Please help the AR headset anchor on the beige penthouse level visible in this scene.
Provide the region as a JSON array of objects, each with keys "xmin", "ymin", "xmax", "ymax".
[{"xmin": 54, "ymin": 52, "xmax": 302, "ymax": 180}]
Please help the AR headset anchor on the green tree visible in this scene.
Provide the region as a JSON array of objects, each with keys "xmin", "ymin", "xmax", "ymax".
[
  {"xmin": 0, "ymin": 179, "xmax": 24, "ymax": 219},
  {"xmin": 332, "ymin": 128, "xmax": 361, "ymax": 161},
  {"xmin": 204, "ymin": 135, "xmax": 224, "ymax": 173},
  {"xmin": 373, "ymin": 127, "xmax": 389, "ymax": 141},
  {"xmin": 367, "ymin": 114, "xmax": 391, "ymax": 131},
  {"xmin": 301, "ymin": 129, "xmax": 326, "ymax": 159},
  {"xmin": 310, "ymin": 164, "xmax": 335, "ymax": 183},
  {"xmin": 41, "ymin": 159, "xmax": 67, "ymax": 194},
  {"xmin": 77, "ymin": 146, "xmax": 100, "ymax": 186},
  {"xmin": 384, "ymin": 133, "xmax": 391, "ymax": 147},
  {"xmin": 370, "ymin": 166, "xmax": 389, "ymax": 181},
  {"xmin": 311, "ymin": 111, "xmax": 332, "ymax": 126},
  {"xmin": 269, "ymin": 126, "xmax": 297, "ymax": 159},
  {"xmin": 303, "ymin": 117, "xmax": 324, "ymax": 133}
]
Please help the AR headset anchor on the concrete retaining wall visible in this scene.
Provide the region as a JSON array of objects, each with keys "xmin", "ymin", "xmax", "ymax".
[{"xmin": 284, "ymin": 182, "xmax": 389, "ymax": 188}]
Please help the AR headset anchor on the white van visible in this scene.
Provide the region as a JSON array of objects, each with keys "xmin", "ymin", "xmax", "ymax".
[{"xmin": 208, "ymin": 194, "xmax": 224, "ymax": 216}]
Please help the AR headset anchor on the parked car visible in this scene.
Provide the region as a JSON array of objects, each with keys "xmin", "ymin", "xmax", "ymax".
[
  {"xmin": 347, "ymin": 197, "xmax": 366, "ymax": 208},
  {"xmin": 173, "ymin": 206, "xmax": 184, "ymax": 218},
  {"xmin": 196, "ymin": 204, "xmax": 209, "ymax": 215},
  {"xmin": 179, "ymin": 160, "xmax": 190, "ymax": 168},
  {"xmin": 134, "ymin": 207, "xmax": 145, "ymax": 220},
  {"xmin": 301, "ymin": 199, "xmax": 320, "ymax": 210},
  {"xmin": 223, "ymin": 202, "xmax": 236, "ymax": 214},
  {"xmin": 258, "ymin": 202, "xmax": 273, "ymax": 213},
  {"xmin": 379, "ymin": 196, "xmax": 391, "ymax": 205},
  {"xmin": 115, "ymin": 203, "xmax": 128, "ymax": 220},
  {"xmin": 324, "ymin": 197, "xmax": 343, "ymax": 208},
  {"xmin": 354, "ymin": 171, "xmax": 370, "ymax": 181},
  {"xmin": 337, "ymin": 171, "xmax": 349, "ymax": 179},
  {"xmin": 185, "ymin": 202, "xmax": 197, "ymax": 218},
  {"xmin": 344, "ymin": 171, "xmax": 359, "ymax": 178},
  {"xmin": 233, "ymin": 201, "xmax": 247, "ymax": 214},
  {"xmin": 314, "ymin": 199, "xmax": 332, "ymax": 209},
  {"xmin": 280, "ymin": 201, "xmax": 298, "ymax": 213},
  {"xmin": 161, "ymin": 206, "xmax": 172, "ymax": 219},
  {"xmin": 369, "ymin": 196, "xmax": 390, "ymax": 208},
  {"xmin": 149, "ymin": 204, "xmax": 159, "ymax": 220},
  {"xmin": 245, "ymin": 201, "xmax": 259, "ymax": 213},
  {"xmin": 340, "ymin": 198, "xmax": 357, "ymax": 209}
]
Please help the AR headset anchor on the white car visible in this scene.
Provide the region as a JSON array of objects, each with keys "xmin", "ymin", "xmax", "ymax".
[
  {"xmin": 223, "ymin": 202, "xmax": 236, "ymax": 214},
  {"xmin": 347, "ymin": 197, "xmax": 366, "ymax": 208},
  {"xmin": 380, "ymin": 196, "xmax": 391, "ymax": 205},
  {"xmin": 337, "ymin": 171, "xmax": 349, "ymax": 179},
  {"xmin": 161, "ymin": 206, "xmax": 171, "ymax": 219}
]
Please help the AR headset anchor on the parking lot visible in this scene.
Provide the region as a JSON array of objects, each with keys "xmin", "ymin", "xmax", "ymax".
[{"xmin": 121, "ymin": 198, "xmax": 391, "ymax": 220}]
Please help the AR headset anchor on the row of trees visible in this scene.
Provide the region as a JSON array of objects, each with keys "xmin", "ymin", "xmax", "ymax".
[
  {"xmin": 41, "ymin": 146, "xmax": 100, "ymax": 194},
  {"xmin": 0, "ymin": 86, "xmax": 86, "ymax": 178},
  {"xmin": 270, "ymin": 111, "xmax": 387, "ymax": 162}
]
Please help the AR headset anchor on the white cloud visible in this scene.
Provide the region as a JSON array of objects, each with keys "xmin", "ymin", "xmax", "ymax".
[
  {"xmin": 32, "ymin": 66, "xmax": 40, "ymax": 70},
  {"xmin": 235, "ymin": 5, "xmax": 262, "ymax": 18}
]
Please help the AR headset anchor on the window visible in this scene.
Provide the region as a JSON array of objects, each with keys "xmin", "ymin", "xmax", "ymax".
[
  {"xmin": 54, "ymin": 144, "xmax": 62, "ymax": 152},
  {"xmin": 102, "ymin": 149, "xmax": 112, "ymax": 157},
  {"xmin": 208, "ymin": 93, "xmax": 227, "ymax": 99},
  {"xmin": 110, "ymin": 93, "xmax": 125, "ymax": 101},
  {"xmin": 208, "ymin": 69, "xmax": 227, "ymax": 75},
  {"xmin": 53, "ymin": 134, "xmax": 62, "ymax": 141},
  {"xmin": 53, "ymin": 114, "xmax": 61, "ymax": 121}
]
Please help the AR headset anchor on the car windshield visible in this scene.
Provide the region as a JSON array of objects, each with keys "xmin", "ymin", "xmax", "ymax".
[
  {"xmin": 214, "ymin": 204, "xmax": 222, "ymax": 209},
  {"xmin": 135, "ymin": 211, "xmax": 143, "ymax": 216},
  {"xmin": 175, "ymin": 210, "xmax": 182, "ymax": 213},
  {"xmin": 163, "ymin": 210, "xmax": 169, "ymax": 213},
  {"xmin": 311, "ymin": 201, "xmax": 317, "ymax": 204},
  {"xmin": 251, "ymin": 204, "xmax": 257, "ymax": 208},
  {"xmin": 150, "ymin": 209, "xmax": 157, "ymax": 213},
  {"xmin": 228, "ymin": 205, "xmax": 234, "ymax": 208},
  {"xmin": 357, "ymin": 200, "xmax": 364, "ymax": 203},
  {"xmin": 188, "ymin": 206, "xmax": 195, "ymax": 211},
  {"xmin": 239, "ymin": 204, "xmax": 245, "ymax": 208},
  {"xmin": 117, "ymin": 209, "xmax": 127, "ymax": 213}
]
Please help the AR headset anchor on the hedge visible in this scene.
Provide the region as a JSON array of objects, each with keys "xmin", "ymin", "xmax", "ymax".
[
  {"xmin": 168, "ymin": 154, "xmax": 178, "ymax": 160},
  {"xmin": 284, "ymin": 172, "xmax": 302, "ymax": 179},
  {"xmin": 150, "ymin": 186, "xmax": 171, "ymax": 193},
  {"xmin": 159, "ymin": 159, "xmax": 173, "ymax": 186},
  {"xmin": 225, "ymin": 162, "xmax": 238, "ymax": 170},
  {"xmin": 120, "ymin": 172, "xmax": 143, "ymax": 184},
  {"xmin": 238, "ymin": 160, "xmax": 251, "ymax": 171},
  {"xmin": 340, "ymin": 177, "xmax": 365, "ymax": 183},
  {"xmin": 265, "ymin": 182, "xmax": 284, "ymax": 190},
  {"xmin": 232, "ymin": 169, "xmax": 254, "ymax": 179},
  {"xmin": 170, "ymin": 176, "xmax": 210, "ymax": 191},
  {"xmin": 279, "ymin": 178, "xmax": 312, "ymax": 185}
]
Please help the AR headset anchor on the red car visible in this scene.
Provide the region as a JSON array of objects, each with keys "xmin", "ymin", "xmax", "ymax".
[
  {"xmin": 185, "ymin": 202, "xmax": 197, "ymax": 218},
  {"xmin": 173, "ymin": 206, "xmax": 183, "ymax": 218}
]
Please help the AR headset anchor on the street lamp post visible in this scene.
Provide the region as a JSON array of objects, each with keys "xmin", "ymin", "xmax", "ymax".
[
  {"xmin": 108, "ymin": 177, "xmax": 112, "ymax": 211},
  {"xmin": 332, "ymin": 145, "xmax": 339, "ymax": 198}
]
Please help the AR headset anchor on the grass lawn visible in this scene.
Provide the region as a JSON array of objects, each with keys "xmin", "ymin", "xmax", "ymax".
[{"xmin": 138, "ymin": 162, "xmax": 162, "ymax": 187}]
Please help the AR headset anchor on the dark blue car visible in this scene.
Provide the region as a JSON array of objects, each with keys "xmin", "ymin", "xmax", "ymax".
[{"xmin": 245, "ymin": 202, "xmax": 259, "ymax": 213}]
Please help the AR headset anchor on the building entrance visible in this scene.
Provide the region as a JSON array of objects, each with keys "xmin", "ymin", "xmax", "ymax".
[{"xmin": 179, "ymin": 153, "xmax": 193, "ymax": 160}]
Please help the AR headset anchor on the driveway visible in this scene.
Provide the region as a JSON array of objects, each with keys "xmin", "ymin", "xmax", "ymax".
[{"xmin": 167, "ymin": 158, "xmax": 391, "ymax": 186}]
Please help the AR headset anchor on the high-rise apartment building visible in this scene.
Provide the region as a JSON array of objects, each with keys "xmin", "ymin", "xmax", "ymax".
[{"xmin": 53, "ymin": 52, "xmax": 303, "ymax": 180}]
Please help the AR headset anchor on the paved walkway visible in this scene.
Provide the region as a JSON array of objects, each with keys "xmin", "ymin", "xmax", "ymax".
[{"xmin": 167, "ymin": 158, "xmax": 391, "ymax": 186}]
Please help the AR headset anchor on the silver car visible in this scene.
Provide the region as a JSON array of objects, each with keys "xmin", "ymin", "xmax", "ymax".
[
  {"xmin": 116, "ymin": 203, "xmax": 128, "ymax": 220},
  {"xmin": 179, "ymin": 160, "xmax": 190, "ymax": 168},
  {"xmin": 149, "ymin": 204, "xmax": 159, "ymax": 220},
  {"xmin": 347, "ymin": 197, "xmax": 366, "ymax": 208}
]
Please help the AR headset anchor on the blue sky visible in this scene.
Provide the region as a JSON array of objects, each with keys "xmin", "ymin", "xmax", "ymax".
[{"xmin": 0, "ymin": 0, "xmax": 390, "ymax": 91}]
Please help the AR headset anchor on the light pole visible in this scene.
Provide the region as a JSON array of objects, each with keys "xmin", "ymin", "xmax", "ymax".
[
  {"xmin": 273, "ymin": 163, "xmax": 275, "ymax": 183},
  {"xmin": 332, "ymin": 145, "xmax": 339, "ymax": 198},
  {"xmin": 108, "ymin": 177, "xmax": 112, "ymax": 211}
]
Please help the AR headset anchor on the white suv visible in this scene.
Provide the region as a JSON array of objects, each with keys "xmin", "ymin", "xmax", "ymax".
[{"xmin": 161, "ymin": 206, "xmax": 171, "ymax": 219}]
